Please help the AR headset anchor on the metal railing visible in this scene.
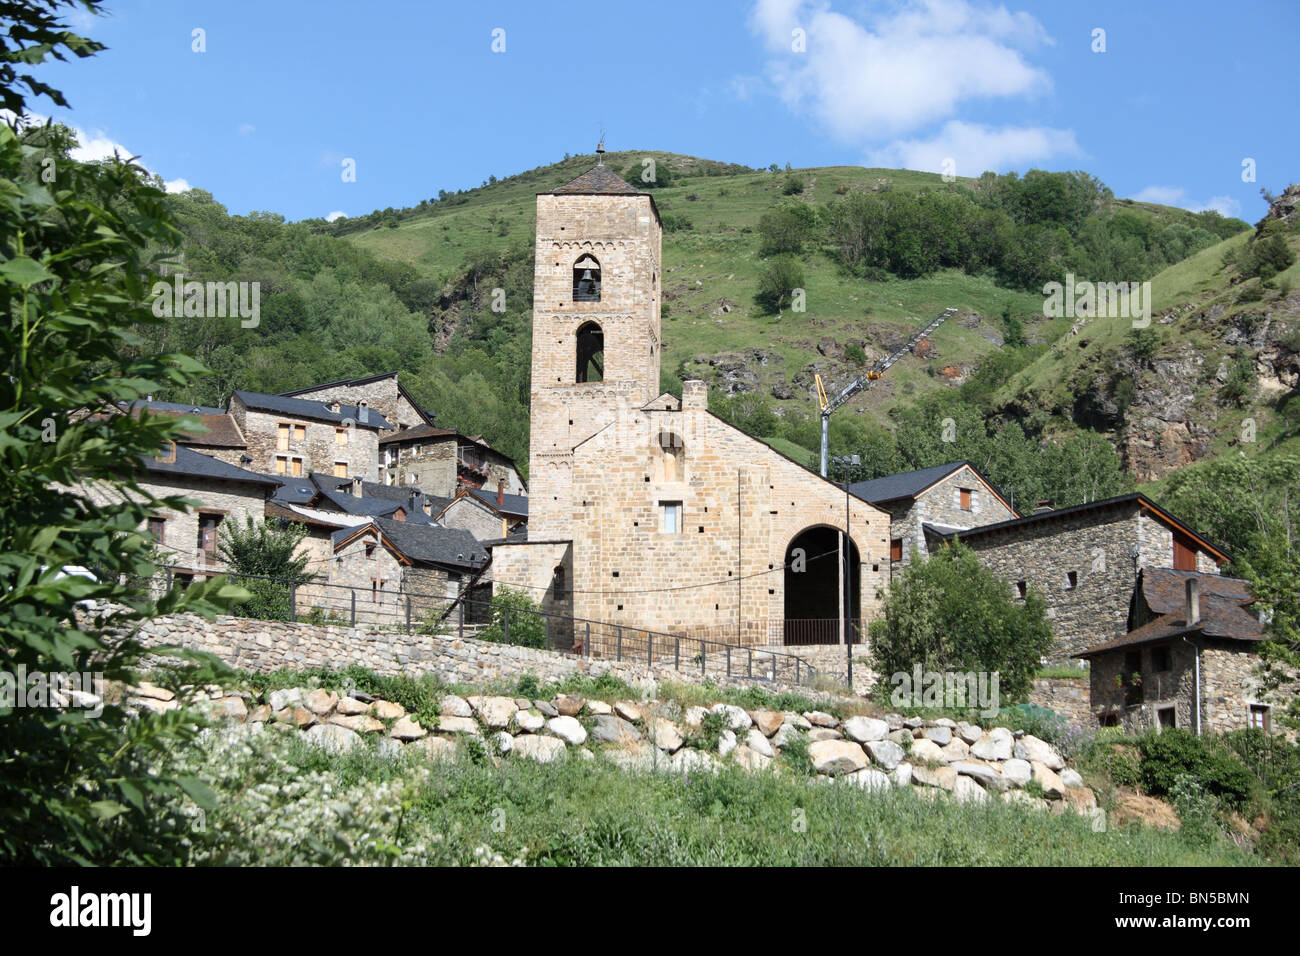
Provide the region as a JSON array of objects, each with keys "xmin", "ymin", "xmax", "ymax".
[
  {"xmin": 777, "ymin": 618, "xmax": 867, "ymax": 646},
  {"xmin": 138, "ymin": 566, "xmax": 822, "ymax": 687}
]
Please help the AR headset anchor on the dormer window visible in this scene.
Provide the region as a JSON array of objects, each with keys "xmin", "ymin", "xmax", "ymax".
[
  {"xmin": 573, "ymin": 254, "xmax": 601, "ymax": 302},
  {"xmin": 156, "ymin": 440, "xmax": 176, "ymax": 464}
]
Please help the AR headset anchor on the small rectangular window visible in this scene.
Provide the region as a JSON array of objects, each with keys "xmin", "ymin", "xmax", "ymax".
[
  {"xmin": 275, "ymin": 457, "xmax": 287, "ymax": 475},
  {"xmin": 890, "ymin": 538, "xmax": 903, "ymax": 562},
  {"xmin": 291, "ymin": 458, "xmax": 303, "ymax": 477},
  {"xmin": 1016, "ymin": 580, "xmax": 1027, "ymax": 600},
  {"xmin": 1065, "ymin": 570, "xmax": 1079, "ymax": 589},
  {"xmin": 147, "ymin": 516, "xmax": 166, "ymax": 543},
  {"xmin": 333, "ymin": 461, "xmax": 348, "ymax": 478},
  {"xmin": 293, "ymin": 424, "xmax": 306, "ymax": 441},
  {"xmin": 335, "ymin": 427, "xmax": 349, "ymax": 446},
  {"xmin": 198, "ymin": 514, "xmax": 222, "ymax": 556},
  {"xmin": 1158, "ymin": 707, "xmax": 1176, "ymax": 730},
  {"xmin": 1249, "ymin": 705, "xmax": 1269, "ymax": 732},
  {"xmin": 1151, "ymin": 645, "xmax": 1171, "ymax": 672},
  {"xmin": 661, "ymin": 501, "xmax": 682, "ymax": 534},
  {"xmin": 277, "ymin": 423, "xmax": 290, "ymax": 451},
  {"xmin": 959, "ymin": 488, "xmax": 972, "ymax": 511}
]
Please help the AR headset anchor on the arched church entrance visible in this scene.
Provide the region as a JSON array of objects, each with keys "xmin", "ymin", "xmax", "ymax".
[{"xmin": 783, "ymin": 526, "xmax": 860, "ymax": 645}]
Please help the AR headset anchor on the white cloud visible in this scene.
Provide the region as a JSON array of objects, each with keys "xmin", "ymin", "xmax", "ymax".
[
  {"xmin": 325, "ymin": 210, "xmax": 347, "ymax": 222},
  {"xmin": 866, "ymin": 120, "xmax": 1081, "ymax": 175},
  {"xmin": 749, "ymin": 0, "xmax": 1053, "ymax": 141},
  {"xmin": 9, "ymin": 110, "xmax": 197, "ymax": 192},
  {"xmin": 1132, "ymin": 186, "xmax": 1241, "ymax": 217}
]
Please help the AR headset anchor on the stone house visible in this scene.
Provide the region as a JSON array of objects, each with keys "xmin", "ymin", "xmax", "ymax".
[
  {"xmin": 925, "ymin": 494, "xmax": 1230, "ymax": 663},
  {"xmin": 1075, "ymin": 569, "xmax": 1285, "ymax": 736},
  {"xmin": 121, "ymin": 399, "xmax": 249, "ymax": 467},
  {"xmin": 848, "ymin": 460, "xmax": 1017, "ymax": 577},
  {"xmin": 378, "ymin": 424, "xmax": 525, "ymax": 497},
  {"xmin": 324, "ymin": 517, "xmax": 488, "ymax": 626},
  {"xmin": 489, "ymin": 157, "xmax": 891, "ymax": 648},
  {"xmin": 436, "ymin": 484, "xmax": 528, "ymax": 542},
  {"xmin": 78, "ymin": 442, "xmax": 279, "ymax": 582},
  {"xmin": 229, "ymin": 389, "xmax": 392, "ymax": 483},
  {"xmin": 279, "ymin": 370, "xmax": 434, "ymax": 432}
]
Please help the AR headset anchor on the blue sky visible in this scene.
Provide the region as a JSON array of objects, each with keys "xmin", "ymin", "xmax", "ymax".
[{"xmin": 30, "ymin": 0, "xmax": 1299, "ymax": 223}]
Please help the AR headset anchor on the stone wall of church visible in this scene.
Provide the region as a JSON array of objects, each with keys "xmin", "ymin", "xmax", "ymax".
[{"xmin": 563, "ymin": 392, "xmax": 890, "ymax": 646}]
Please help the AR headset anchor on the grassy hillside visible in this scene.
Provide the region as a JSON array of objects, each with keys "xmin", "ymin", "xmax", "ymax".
[{"xmin": 340, "ymin": 150, "xmax": 1232, "ymax": 451}]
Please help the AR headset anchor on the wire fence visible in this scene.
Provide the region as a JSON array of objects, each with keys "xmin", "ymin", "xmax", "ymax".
[{"xmin": 136, "ymin": 566, "xmax": 826, "ymax": 688}]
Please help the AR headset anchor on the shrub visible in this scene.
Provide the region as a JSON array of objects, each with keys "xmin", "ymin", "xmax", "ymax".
[
  {"xmin": 1136, "ymin": 730, "xmax": 1253, "ymax": 810},
  {"xmin": 755, "ymin": 255, "xmax": 805, "ymax": 314},
  {"xmin": 781, "ymin": 174, "xmax": 805, "ymax": 195},
  {"xmin": 869, "ymin": 541, "xmax": 1053, "ymax": 703},
  {"xmin": 478, "ymin": 587, "xmax": 548, "ymax": 648}
]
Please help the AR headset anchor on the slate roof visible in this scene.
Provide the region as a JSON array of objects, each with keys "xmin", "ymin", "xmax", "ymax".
[
  {"xmin": 927, "ymin": 493, "xmax": 1230, "ymax": 563},
  {"xmin": 848, "ymin": 462, "xmax": 968, "ymax": 505},
  {"xmin": 1075, "ymin": 592, "xmax": 1265, "ymax": 658},
  {"xmin": 378, "ymin": 422, "xmax": 458, "ymax": 445},
  {"xmin": 1139, "ymin": 568, "xmax": 1253, "ymax": 615},
  {"xmin": 333, "ymin": 519, "xmax": 488, "ymax": 570},
  {"xmin": 465, "ymin": 487, "xmax": 529, "ymax": 517},
  {"xmin": 143, "ymin": 445, "xmax": 279, "ymax": 488},
  {"xmin": 278, "ymin": 371, "xmax": 436, "ymax": 427},
  {"xmin": 551, "ymin": 164, "xmax": 643, "ymax": 196},
  {"xmin": 125, "ymin": 400, "xmax": 246, "ymax": 448},
  {"xmin": 271, "ymin": 479, "xmax": 320, "ymax": 505},
  {"xmin": 232, "ymin": 390, "xmax": 393, "ymax": 430}
]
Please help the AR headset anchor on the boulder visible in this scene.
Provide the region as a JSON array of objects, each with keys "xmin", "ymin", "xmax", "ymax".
[
  {"xmin": 718, "ymin": 730, "xmax": 737, "ymax": 758},
  {"xmin": 1031, "ymin": 761, "xmax": 1066, "ymax": 800},
  {"xmin": 533, "ymin": 699, "xmax": 559, "ymax": 718},
  {"xmin": 376, "ymin": 738, "xmax": 403, "ymax": 759},
  {"xmin": 971, "ymin": 733, "xmax": 1013, "ymax": 762},
  {"xmin": 711, "ymin": 703, "xmax": 752, "ymax": 731},
  {"xmin": 248, "ymin": 704, "xmax": 272, "ymax": 723},
  {"xmin": 590, "ymin": 714, "xmax": 642, "ymax": 746},
  {"xmin": 684, "ymin": 706, "xmax": 708, "ymax": 727},
  {"xmin": 784, "ymin": 713, "xmax": 813, "ymax": 730},
  {"xmin": 954, "ymin": 774, "xmax": 989, "ymax": 804},
  {"xmin": 335, "ymin": 697, "xmax": 372, "ymax": 717},
  {"xmin": 1015, "ymin": 735, "xmax": 1065, "ymax": 771},
  {"xmin": 133, "ymin": 681, "xmax": 175, "ymax": 702},
  {"xmin": 514, "ymin": 709, "xmax": 546, "ymax": 733},
  {"xmin": 751, "ymin": 710, "xmax": 786, "ymax": 737},
  {"xmin": 803, "ymin": 711, "xmax": 839, "ymax": 728},
  {"xmin": 809, "ymin": 740, "xmax": 869, "ymax": 776},
  {"xmin": 771, "ymin": 723, "xmax": 804, "ymax": 749},
  {"xmin": 731, "ymin": 744, "xmax": 772, "ymax": 772},
  {"xmin": 845, "ymin": 768, "xmax": 891, "ymax": 792},
  {"xmin": 305, "ymin": 722, "xmax": 360, "ymax": 754},
  {"xmin": 956, "ymin": 722, "xmax": 983, "ymax": 745},
  {"xmin": 911, "ymin": 765, "xmax": 957, "ymax": 791},
  {"xmin": 468, "ymin": 695, "xmax": 517, "ymax": 729},
  {"xmin": 440, "ymin": 695, "xmax": 473, "ymax": 717},
  {"xmin": 555, "ymin": 695, "xmax": 585, "ymax": 717},
  {"xmin": 843, "ymin": 716, "xmax": 890, "ymax": 743},
  {"xmin": 210, "ymin": 697, "xmax": 248, "ymax": 721},
  {"xmin": 586, "ymin": 700, "xmax": 613, "ymax": 716},
  {"xmin": 1003, "ymin": 789, "xmax": 1048, "ymax": 811},
  {"xmin": 304, "ymin": 689, "xmax": 338, "ymax": 716},
  {"xmin": 924, "ymin": 726, "xmax": 952, "ymax": 746},
  {"xmin": 373, "ymin": 700, "xmax": 405, "ymax": 720},
  {"xmin": 268, "ymin": 688, "xmax": 303, "ymax": 712},
  {"xmin": 951, "ymin": 761, "xmax": 1003, "ymax": 791},
  {"xmin": 941, "ymin": 738, "xmax": 970, "ymax": 762},
  {"xmin": 651, "ymin": 718, "xmax": 684, "ymax": 753},
  {"xmin": 493, "ymin": 731, "xmax": 513, "ymax": 755},
  {"xmin": 330, "ymin": 714, "xmax": 384, "ymax": 734},
  {"xmin": 808, "ymin": 728, "xmax": 843, "ymax": 742},
  {"xmin": 1065, "ymin": 786, "xmax": 1098, "ymax": 811},
  {"xmin": 671, "ymin": 748, "xmax": 720, "ymax": 775},
  {"xmin": 1001, "ymin": 759, "xmax": 1032, "ymax": 788},
  {"xmin": 892, "ymin": 763, "xmax": 913, "ymax": 788},
  {"xmin": 909, "ymin": 738, "xmax": 947, "ymax": 764},
  {"xmin": 389, "ymin": 716, "xmax": 427, "ymax": 741},
  {"xmin": 512, "ymin": 735, "xmax": 567, "ymax": 764},
  {"xmin": 746, "ymin": 728, "xmax": 775, "ymax": 758},
  {"xmin": 547, "ymin": 715, "xmax": 588, "ymax": 746},
  {"xmin": 438, "ymin": 715, "xmax": 482, "ymax": 736},
  {"xmin": 1061, "ymin": 768, "xmax": 1085, "ymax": 789},
  {"xmin": 289, "ymin": 707, "xmax": 317, "ymax": 729},
  {"xmin": 614, "ymin": 701, "xmax": 642, "ymax": 722},
  {"xmin": 864, "ymin": 739, "xmax": 905, "ymax": 770}
]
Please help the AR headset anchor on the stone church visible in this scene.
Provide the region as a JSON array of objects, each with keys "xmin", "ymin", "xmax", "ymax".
[{"xmin": 490, "ymin": 157, "xmax": 890, "ymax": 646}]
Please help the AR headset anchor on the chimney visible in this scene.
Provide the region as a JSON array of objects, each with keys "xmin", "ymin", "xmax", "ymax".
[
  {"xmin": 351, "ymin": 476, "xmax": 363, "ymax": 498},
  {"xmin": 358, "ymin": 400, "xmax": 369, "ymax": 424},
  {"xmin": 497, "ymin": 478, "xmax": 505, "ymax": 508},
  {"xmin": 1186, "ymin": 577, "xmax": 1200, "ymax": 626},
  {"xmin": 409, "ymin": 492, "xmax": 422, "ymax": 516},
  {"xmin": 682, "ymin": 379, "xmax": 708, "ymax": 411},
  {"xmin": 1033, "ymin": 499, "xmax": 1054, "ymax": 514}
]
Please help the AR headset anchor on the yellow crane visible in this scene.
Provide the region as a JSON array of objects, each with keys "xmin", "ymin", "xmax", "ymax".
[{"xmin": 815, "ymin": 307, "xmax": 958, "ymax": 477}]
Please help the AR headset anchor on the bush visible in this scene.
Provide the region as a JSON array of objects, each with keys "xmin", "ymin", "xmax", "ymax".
[
  {"xmin": 1136, "ymin": 730, "xmax": 1253, "ymax": 810},
  {"xmin": 758, "ymin": 201, "xmax": 818, "ymax": 256},
  {"xmin": 478, "ymin": 587, "xmax": 548, "ymax": 648},
  {"xmin": 755, "ymin": 255, "xmax": 805, "ymax": 314},
  {"xmin": 869, "ymin": 541, "xmax": 1053, "ymax": 704}
]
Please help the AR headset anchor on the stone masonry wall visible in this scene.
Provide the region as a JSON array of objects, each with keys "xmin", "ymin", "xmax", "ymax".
[
  {"xmin": 232, "ymin": 398, "xmax": 382, "ymax": 483},
  {"xmin": 287, "ymin": 378, "xmax": 425, "ymax": 432},
  {"xmin": 890, "ymin": 466, "xmax": 1016, "ymax": 576},
  {"xmin": 1027, "ymin": 677, "xmax": 1091, "ymax": 727}
]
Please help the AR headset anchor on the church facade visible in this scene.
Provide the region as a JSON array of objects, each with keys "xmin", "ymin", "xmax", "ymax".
[{"xmin": 489, "ymin": 160, "xmax": 890, "ymax": 647}]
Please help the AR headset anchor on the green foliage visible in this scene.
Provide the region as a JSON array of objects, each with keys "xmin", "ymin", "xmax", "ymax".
[
  {"xmin": 478, "ymin": 586, "xmax": 548, "ymax": 648},
  {"xmin": 781, "ymin": 174, "xmax": 805, "ymax": 195},
  {"xmin": 758, "ymin": 201, "xmax": 817, "ymax": 256},
  {"xmin": 1135, "ymin": 730, "xmax": 1253, "ymax": 810},
  {"xmin": 755, "ymin": 255, "xmax": 805, "ymax": 314},
  {"xmin": 1236, "ymin": 233, "xmax": 1295, "ymax": 280},
  {"xmin": 0, "ymin": 1, "xmax": 244, "ymax": 865},
  {"xmin": 1219, "ymin": 349, "xmax": 1255, "ymax": 406},
  {"xmin": 683, "ymin": 710, "xmax": 731, "ymax": 753},
  {"xmin": 869, "ymin": 541, "xmax": 1053, "ymax": 703},
  {"xmin": 218, "ymin": 516, "xmax": 315, "ymax": 621}
]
